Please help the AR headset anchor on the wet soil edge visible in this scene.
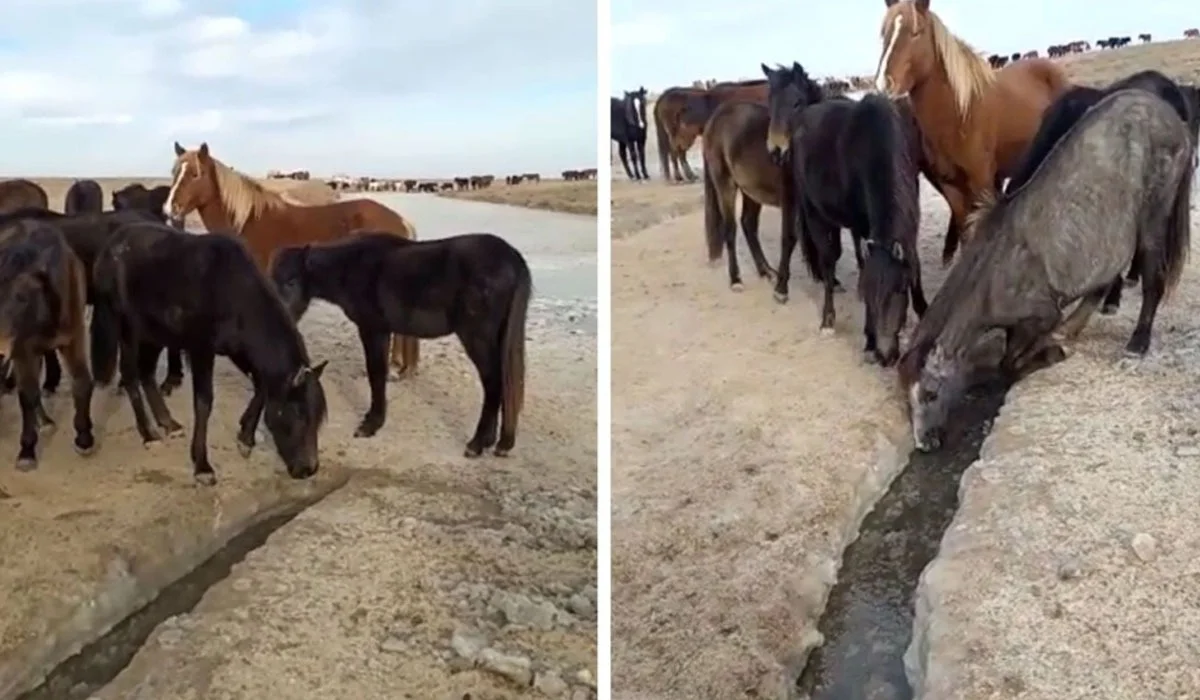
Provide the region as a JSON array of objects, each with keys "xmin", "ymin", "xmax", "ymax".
[
  {"xmin": 777, "ymin": 427, "xmax": 914, "ymax": 698},
  {"xmin": 0, "ymin": 472, "xmax": 349, "ymax": 700}
]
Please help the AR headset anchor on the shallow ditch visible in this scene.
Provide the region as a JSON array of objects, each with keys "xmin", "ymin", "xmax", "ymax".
[
  {"xmin": 796, "ymin": 375, "xmax": 1010, "ymax": 700},
  {"xmin": 17, "ymin": 509, "xmax": 306, "ymax": 700}
]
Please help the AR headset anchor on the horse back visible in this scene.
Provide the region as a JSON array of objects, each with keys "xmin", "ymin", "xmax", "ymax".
[
  {"xmin": 704, "ymin": 101, "xmax": 781, "ymax": 205},
  {"xmin": 987, "ymin": 59, "xmax": 1072, "ymax": 173}
]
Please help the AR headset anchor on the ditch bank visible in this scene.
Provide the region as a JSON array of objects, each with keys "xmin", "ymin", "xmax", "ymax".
[
  {"xmin": 0, "ymin": 461, "xmax": 347, "ymax": 700},
  {"xmin": 905, "ymin": 322, "xmax": 1200, "ymax": 700}
]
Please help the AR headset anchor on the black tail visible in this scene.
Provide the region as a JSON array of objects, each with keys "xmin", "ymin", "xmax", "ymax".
[
  {"xmin": 702, "ymin": 149, "xmax": 725, "ymax": 261},
  {"xmin": 1162, "ymin": 143, "xmax": 1194, "ymax": 298},
  {"xmin": 90, "ymin": 301, "xmax": 120, "ymax": 385},
  {"xmin": 499, "ymin": 261, "xmax": 531, "ymax": 446},
  {"xmin": 653, "ymin": 98, "xmax": 674, "ymax": 180}
]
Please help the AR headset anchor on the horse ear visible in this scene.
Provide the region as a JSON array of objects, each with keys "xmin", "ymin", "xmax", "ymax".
[
  {"xmin": 885, "ymin": 0, "xmax": 899, "ymax": 6},
  {"xmin": 792, "ymin": 61, "xmax": 804, "ymax": 76},
  {"xmin": 174, "ymin": 141, "xmax": 185, "ymax": 156},
  {"xmin": 311, "ymin": 360, "xmax": 328, "ymax": 378},
  {"xmin": 197, "ymin": 142, "xmax": 210, "ymax": 159},
  {"xmin": 892, "ymin": 241, "xmax": 905, "ymax": 262},
  {"xmin": 761, "ymin": 63, "xmax": 772, "ymax": 78},
  {"xmin": 290, "ymin": 365, "xmax": 310, "ymax": 388},
  {"xmin": 914, "ymin": 0, "xmax": 929, "ymax": 10}
]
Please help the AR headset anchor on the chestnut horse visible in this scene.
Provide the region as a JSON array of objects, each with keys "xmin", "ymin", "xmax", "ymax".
[
  {"xmin": 165, "ymin": 142, "xmax": 420, "ymax": 377},
  {"xmin": 874, "ymin": 0, "xmax": 1070, "ymax": 266},
  {"xmin": 653, "ymin": 80, "xmax": 769, "ymax": 182}
]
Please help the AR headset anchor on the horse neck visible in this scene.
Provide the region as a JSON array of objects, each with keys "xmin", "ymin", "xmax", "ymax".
[
  {"xmin": 908, "ymin": 62, "xmax": 967, "ymax": 152},
  {"xmin": 197, "ymin": 197, "xmax": 234, "ymax": 233},
  {"xmin": 234, "ymin": 298, "xmax": 306, "ymax": 392}
]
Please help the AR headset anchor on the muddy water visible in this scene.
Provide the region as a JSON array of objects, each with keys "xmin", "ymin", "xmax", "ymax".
[
  {"xmin": 363, "ymin": 193, "xmax": 598, "ymax": 336},
  {"xmin": 797, "ymin": 379, "xmax": 1009, "ymax": 700}
]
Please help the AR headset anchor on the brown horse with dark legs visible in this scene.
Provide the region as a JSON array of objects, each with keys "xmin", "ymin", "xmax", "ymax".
[
  {"xmin": 0, "ymin": 179, "xmax": 50, "ymax": 215},
  {"xmin": 653, "ymin": 80, "xmax": 769, "ymax": 183},
  {"xmin": 165, "ymin": 142, "xmax": 421, "ymax": 378},
  {"xmin": 0, "ymin": 217, "xmax": 96, "ymax": 470},
  {"xmin": 701, "ymin": 98, "xmax": 783, "ymax": 290},
  {"xmin": 874, "ymin": 0, "xmax": 1070, "ymax": 267}
]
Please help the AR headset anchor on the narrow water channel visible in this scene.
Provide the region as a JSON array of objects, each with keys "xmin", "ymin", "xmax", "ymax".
[{"xmin": 797, "ymin": 377, "xmax": 1010, "ymax": 700}]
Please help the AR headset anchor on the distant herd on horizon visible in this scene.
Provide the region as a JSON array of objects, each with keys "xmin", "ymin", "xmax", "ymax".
[
  {"xmin": 264, "ymin": 169, "xmax": 598, "ymax": 194},
  {"xmin": 0, "ymin": 141, "xmax": 535, "ymax": 486},
  {"xmin": 613, "ymin": 0, "xmax": 1200, "ymax": 450}
]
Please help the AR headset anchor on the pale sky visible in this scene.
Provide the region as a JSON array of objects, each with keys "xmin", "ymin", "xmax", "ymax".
[
  {"xmin": 0, "ymin": 0, "xmax": 597, "ymax": 178},
  {"xmin": 612, "ymin": 0, "xmax": 1199, "ymax": 91}
]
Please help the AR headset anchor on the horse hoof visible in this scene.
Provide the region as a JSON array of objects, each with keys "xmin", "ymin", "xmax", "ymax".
[
  {"xmin": 15, "ymin": 457, "xmax": 37, "ymax": 472},
  {"xmin": 163, "ymin": 423, "xmax": 186, "ymax": 439},
  {"xmin": 353, "ymin": 425, "xmax": 380, "ymax": 438},
  {"xmin": 463, "ymin": 445, "xmax": 484, "ymax": 458},
  {"xmin": 706, "ymin": 258, "xmax": 721, "ymax": 269},
  {"xmin": 493, "ymin": 447, "xmax": 510, "ymax": 457},
  {"xmin": 862, "ymin": 351, "xmax": 879, "ymax": 365},
  {"xmin": 236, "ymin": 440, "xmax": 253, "ymax": 458},
  {"xmin": 730, "ymin": 282, "xmax": 744, "ymax": 293},
  {"xmin": 1100, "ymin": 304, "xmax": 1119, "ymax": 315},
  {"xmin": 73, "ymin": 440, "xmax": 97, "ymax": 457},
  {"xmin": 194, "ymin": 472, "xmax": 217, "ymax": 486},
  {"xmin": 144, "ymin": 437, "xmax": 163, "ymax": 450},
  {"xmin": 820, "ymin": 327, "xmax": 836, "ymax": 337},
  {"xmin": 773, "ymin": 291, "xmax": 788, "ymax": 305}
]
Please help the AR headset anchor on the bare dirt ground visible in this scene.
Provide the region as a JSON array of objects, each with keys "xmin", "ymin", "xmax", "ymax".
[
  {"xmin": 440, "ymin": 180, "xmax": 599, "ymax": 216},
  {"xmin": 613, "ymin": 39, "xmax": 1200, "ymax": 700},
  {"xmin": 0, "ymin": 186, "xmax": 596, "ymax": 699}
]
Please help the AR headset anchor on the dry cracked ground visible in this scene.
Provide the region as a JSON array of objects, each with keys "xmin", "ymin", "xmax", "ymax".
[
  {"xmin": 0, "ymin": 182, "xmax": 597, "ymax": 700},
  {"xmin": 612, "ymin": 40, "xmax": 1200, "ymax": 700}
]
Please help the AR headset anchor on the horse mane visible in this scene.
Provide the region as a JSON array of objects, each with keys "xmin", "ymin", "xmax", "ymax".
[
  {"xmin": 926, "ymin": 10, "xmax": 996, "ymax": 116},
  {"xmin": 177, "ymin": 155, "xmax": 290, "ymax": 232}
]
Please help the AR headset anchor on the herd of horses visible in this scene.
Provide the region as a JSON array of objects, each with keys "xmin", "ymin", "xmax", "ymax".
[
  {"xmin": 0, "ymin": 142, "xmax": 533, "ymax": 485},
  {"xmin": 649, "ymin": 0, "xmax": 1200, "ymax": 451},
  {"xmin": 325, "ymin": 169, "xmax": 595, "ymax": 194}
]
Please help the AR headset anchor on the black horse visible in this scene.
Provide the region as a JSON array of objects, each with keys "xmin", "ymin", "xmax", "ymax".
[
  {"xmin": 0, "ymin": 207, "xmax": 188, "ymax": 395},
  {"xmin": 64, "ymin": 179, "xmax": 104, "ymax": 215},
  {"xmin": 111, "ymin": 183, "xmax": 175, "ymax": 224},
  {"xmin": 764, "ymin": 62, "xmax": 928, "ymax": 366},
  {"xmin": 1004, "ymin": 70, "xmax": 1200, "ymax": 313},
  {"xmin": 269, "ymin": 231, "xmax": 530, "ymax": 457},
  {"xmin": 611, "ymin": 88, "xmax": 650, "ymax": 180},
  {"xmin": 91, "ymin": 221, "xmax": 328, "ymax": 484}
]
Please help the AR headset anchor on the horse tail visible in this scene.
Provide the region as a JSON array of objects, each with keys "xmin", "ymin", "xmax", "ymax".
[
  {"xmin": 90, "ymin": 298, "xmax": 120, "ymax": 385},
  {"xmin": 702, "ymin": 147, "xmax": 724, "ymax": 261},
  {"xmin": 653, "ymin": 97, "xmax": 673, "ymax": 179},
  {"xmin": 500, "ymin": 257, "xmax": 531, "ymax": 444},
  {"xmin": 1162, "ymin": 143, "xmax": 1194, "ymax": 298}
]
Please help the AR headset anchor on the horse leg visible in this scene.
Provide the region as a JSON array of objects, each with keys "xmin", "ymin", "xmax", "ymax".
[
  {"xmin": 618, "ymin": 142, "xmax": 636, "ymax": 180},
  {"xmin": 117, "ymin": 321, "xmax": 161, "ymax": 445},
  {"xmin": 1126, "ymin": 252, "xmax": 1166, "ymax": 356},
  {"xmin": 1101, "ymin": 276, "xmax": 1123, "ymax": 314},
  {"xmin": 14, "ymin": 354, "xmax": 44, "ymax": 470},
  {"xmin": 939, "ymin": 184, "xmax": 968, "ymax": 268},
  {"xmin": 58, "ymin": 317, "xmax": 97, "ymax": 456},
  {"xmin": 817, "ymin": 225, "xmax": 840, "ymax": 334},
  {"xmin": 739, "ymin": 198, "xmax": 776, "ymax": 280},
  {"xmin": 355, "ymin": 327, "xmax": 391, "ymax": 438},
  {"xmin": 909, "ymin": 246, "xmax": 929, "ymax": 318},
  {"xmin": 716, "ymin": 181, "xmax": 743, "ymax": 290},
  {"xmin": 224, "ymin": 354, "xmax": 266, "ymax": 456},
  {"xmin": 137, "ymin": 342, "xmax": 183, "ymax": 437},
  {"xmin": 459, "ymin": 328, "xmax": 502, "ymax": 457},
  {"xmin": 677, "ymin": 147, "xmax": 699, "ymax": 182},
  {"xmin": 388, "ymin": 333, "xmax": 418, "ymax": 380},
  {"xmin": 1054, "ymin": 288, "xmax": 1109, "ymax": 342},
  {"xmin": 42, "ymin": 350, "xmax": 61, "ymax": 393},
  {"xmin": 160, "ymin": 347, "xmax": 184, "ymax": 395},
  {"xmin": 187, "ymin": 349, "xmax": 218, "ymax": 485},
  {"xmin": 773, "ymin": 203, "xmax": 800, "ymax": 304},
  {"xmin": 1125, "ymin": 249, "xmax": 1142, "ymax": 287},
  {"xmin": 636, "ymin": 136, "xmax": 651, "ymax": 180}
]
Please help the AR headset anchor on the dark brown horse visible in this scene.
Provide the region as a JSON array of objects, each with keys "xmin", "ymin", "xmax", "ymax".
[
  {"xmin": 700, "ymin": 99, "xmax": 782, "ymax": 290},
  {"xmin": 653, "ymin": 80, "xmax": 769, "ymax": 182},
  {"xmin": 0, "ymin": 217, "xmax": 96, "ymax": 470},
  {"xmin": 166, "ymin": 142, "xmax": 421, "ymax": 378},
  {"xmin": 874, "ymin": 0, "xmax": 1070, "ymax": 266},
  {"xmin": 0, "ymin": 179, "xmax": 49, "ymax": 215},
  {"xmin": 64, "ymin": 179, "xmax": 104, "ymax": 215}
]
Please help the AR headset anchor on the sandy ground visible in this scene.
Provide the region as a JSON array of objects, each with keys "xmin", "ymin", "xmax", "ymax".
[
  {"xmin": 612, "ymin": 39, "xmax": 1200, "ymax": 700},
  {"xmin": 440, "ymin": 180, "xmax": 599, "ymax": 216},
  {"xmin": 0, "ymin": 188, "xmax": 596, "ymax": 699}
]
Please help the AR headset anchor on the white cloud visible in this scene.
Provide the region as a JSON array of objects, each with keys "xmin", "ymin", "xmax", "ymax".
[{"xmin": 0, "ymin": 0, "xmax": 597, "ymax": 176}]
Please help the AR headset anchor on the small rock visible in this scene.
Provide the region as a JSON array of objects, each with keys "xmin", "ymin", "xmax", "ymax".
[
  {"xmin": 566, "ymin": 593, "xmax": 596, "ymax": 620},
  {"xmin": 1056, "ymin": 557, "xmax": 1082, "ymax": 581},
  {"xmin": 156, "ymin": 628, "xmax": 184, "ymax": 649},
  {"xmin": 492, "ymin": 591, "xmax": 562, "ymax": 630},
  {"xmin": 533, "ymin": 670, "xmax": 569, "ymax": 696},
  {"xmin": 450, "ymin": 627, "xmax": 488, "ymax": 661},
  {"xmin": 574, "ymin": 668, "xmax": 595, "ymax": 688},
  {"xmin": 378, "ymin": 635, "xmax": 407, "ymax": 653},
  {"xmin": 477, "ymin": 648, "xmax": 533, "ymax": 686},
  {"xmin": 1174, "ymin": 445, "xmax": 1200, "ymax": 458},
  {"xmin": 1131, "ymin": 533, "xmax": 1158, "ymax": 562}
]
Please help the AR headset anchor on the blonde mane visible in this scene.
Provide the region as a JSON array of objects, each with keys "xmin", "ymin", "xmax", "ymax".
[
  {"xmin": 174, "ymin": 154, "xmax": 290, "ymax": 232},
  {"xmin": 926, "ymin": 10, "xmax": 996, "ymax": 116}
]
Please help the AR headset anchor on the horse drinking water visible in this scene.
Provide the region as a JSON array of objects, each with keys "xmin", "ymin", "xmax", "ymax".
[
  {"xmin": 899, "ymin": 90, "xmax": 1194, "ymax": 451},
  {"xmin": 765, "ymin": 62, "xmax": 927, "ymax": 366}
]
